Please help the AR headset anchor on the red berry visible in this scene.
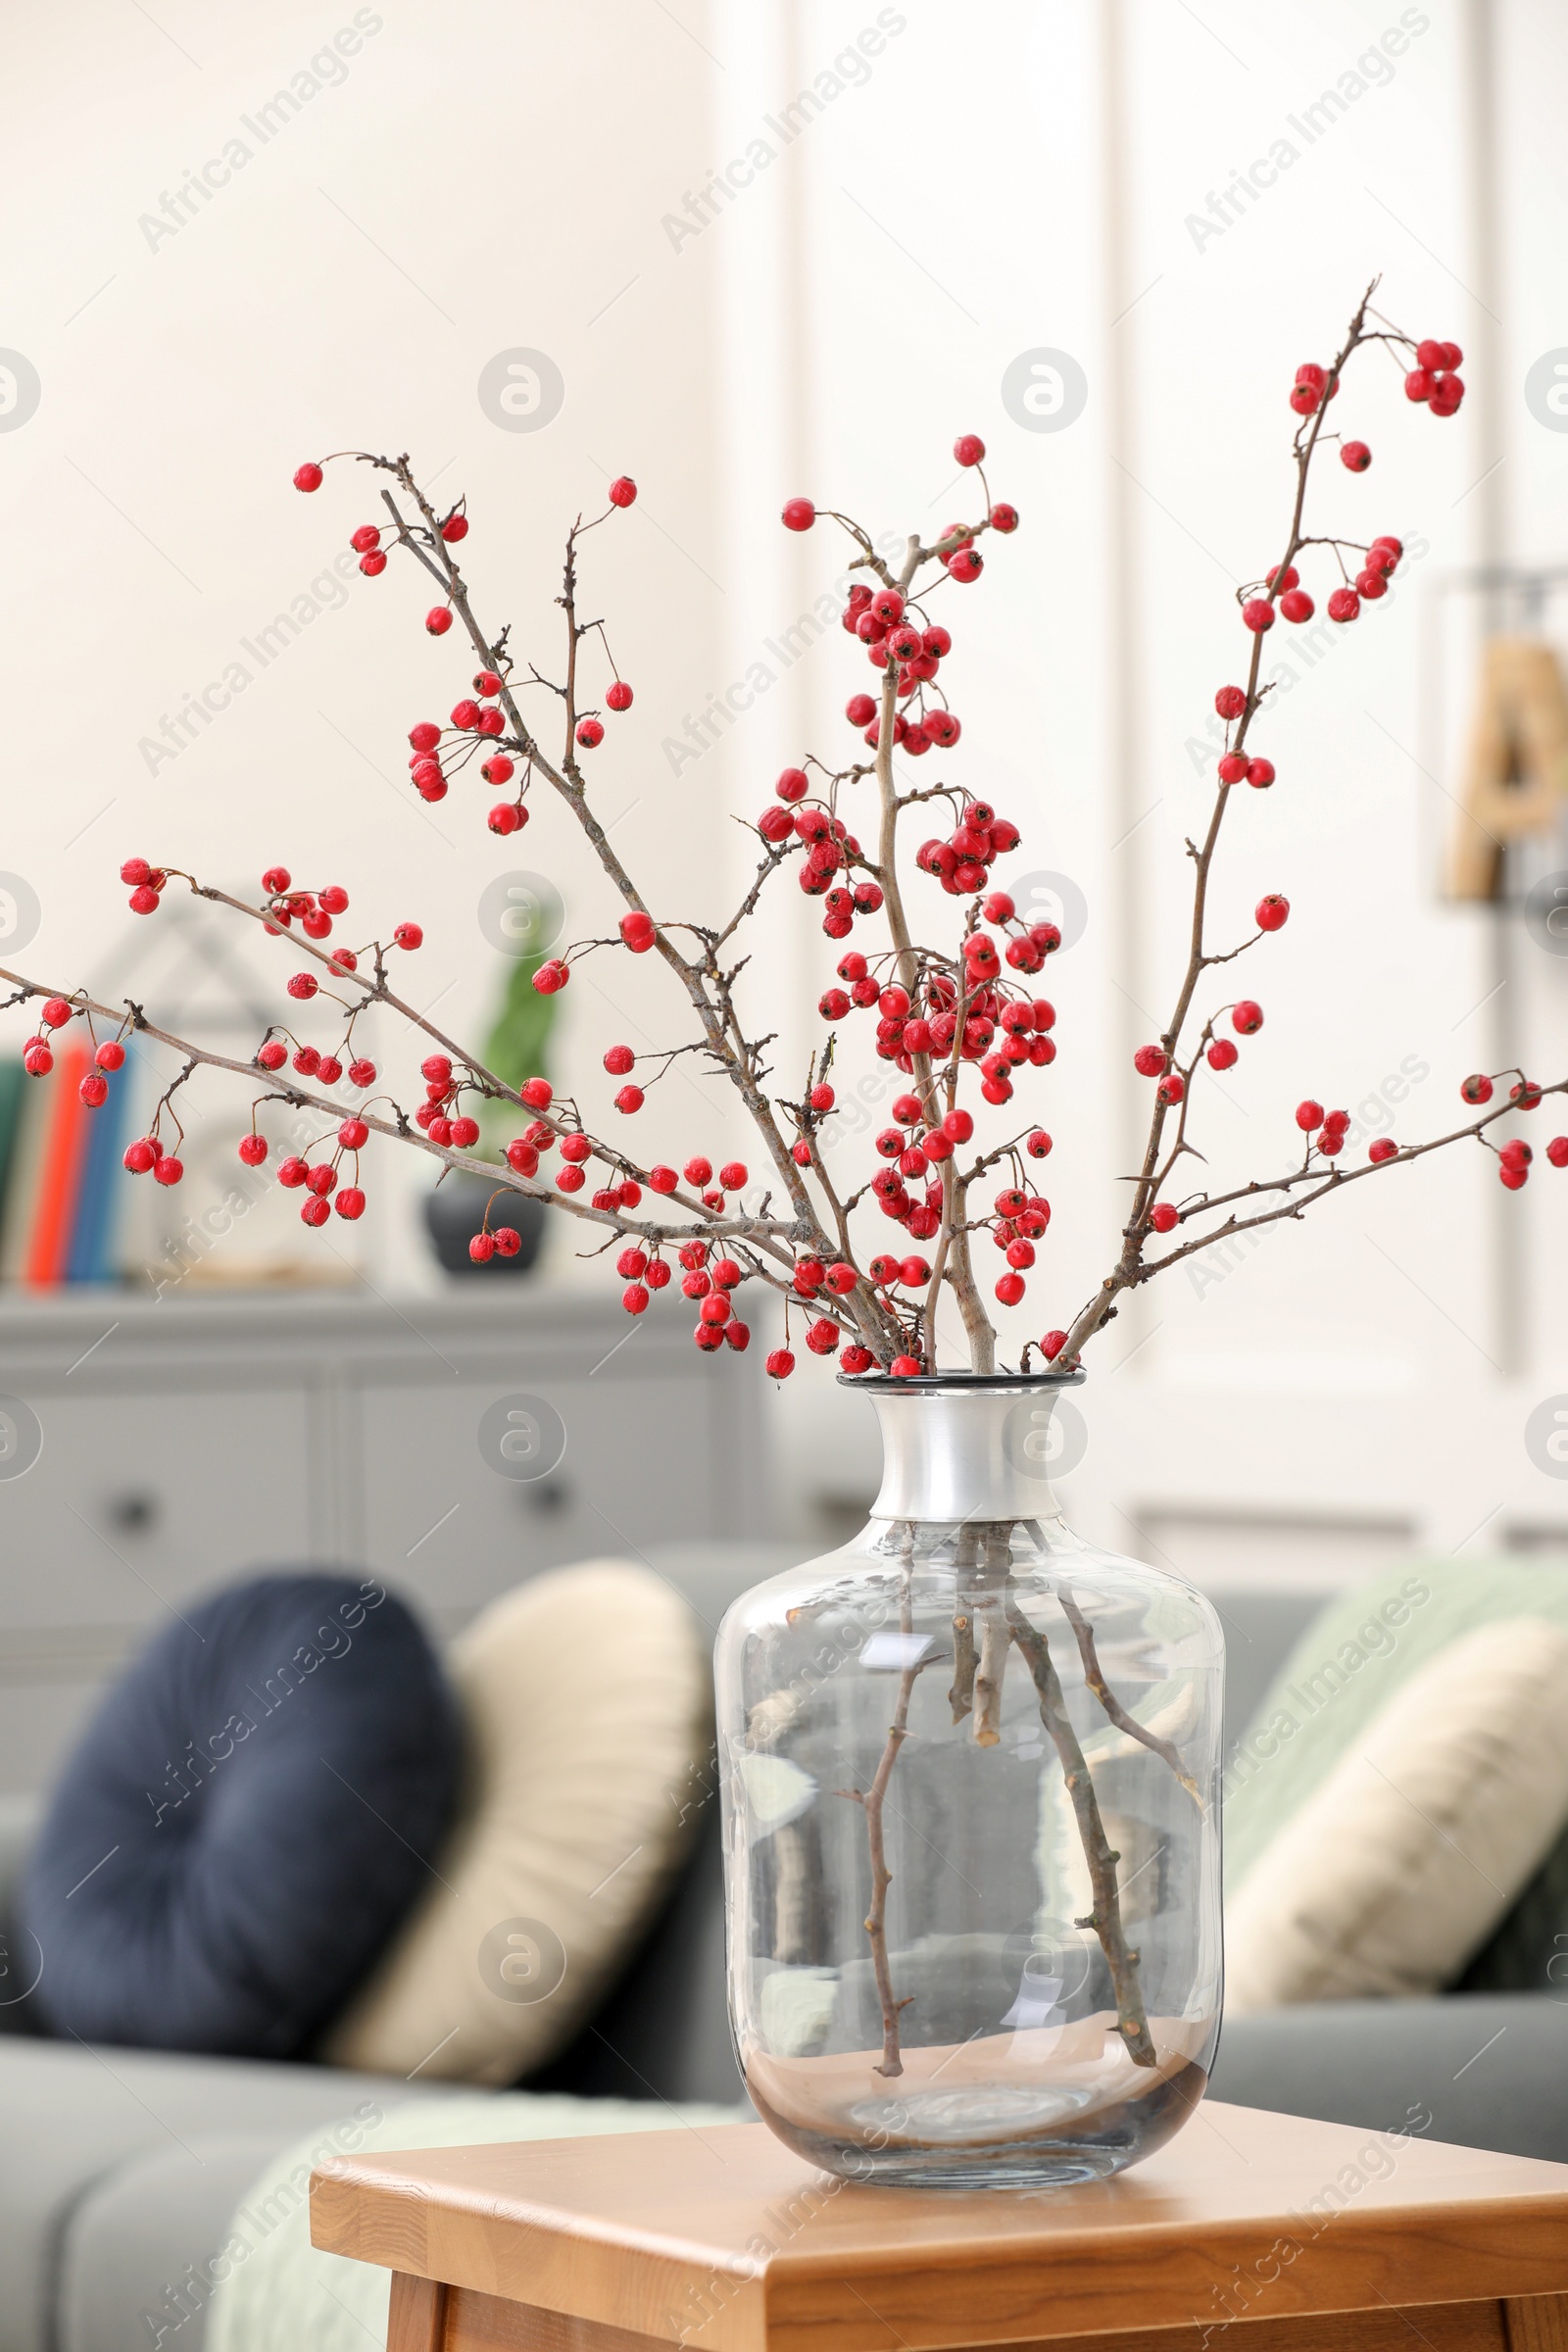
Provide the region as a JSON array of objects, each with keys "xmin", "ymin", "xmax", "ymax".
[
  {"xmin": 293, "ymin": 462, "xmax": 323, "ymax": 491},
  {"xmin": 989, "ymin": 502, "xmax": 1018, "ymax": 533},
  {"xmin": 256, "ymin": 1040, "xmax": 287, "ymax": 1071},
  {"xmin": 336, "ymin": 1185, "xmax": 368, "ymax": 1220},
  {"xmin": 809, "ymin": 1083, "xmax": 836, "ymax": 1113},
  {"xmin": 120, "ymin": 857, "xmax": 153, "ymax": 886},
  {"xmin": 394, "ymin": 922, "xmax": 423, "ymax": 951},
  {"xmin": 351, "ymin": 523, "xmax": 381, "ymax": 553},
  {"xmin": 123, "ymin": 1137, "xmax": 157, "ymax": 1174},
  {"xmin": 719, "ymin": 1160, "xmax": 748, "ymax": 1190},
  {"xmin": 153, "ymin": 1154, "xmax": 183, "ymax": 1187},
  {"xmin": 1232, "ymin": 1000, "xmax": 1263, "ymax": 1036},
  {"xmin": 488, "ymin": 804, "xmax": 521, "ymax": 836},
  {"xmin": 954, "ymin": 433, "xmax": 986, "ymax": 466},
  {"xmin": 1296, "ymin": 1099, "xmax": 1324, "ymax": 1132},
  {"xmin": 1460, "ymin": 1073, "xmax": 1494, "ymax": 1105},
  {"xmin": 841, "ymin": 1344, "xmax": 875, "ymax": 1374},
  {"xmin": 805, "ymin": 1317, "xmax": 840, "ymax": 1355},
  {"xmin": 607, "ymin": 681, "xmax": 633, "ymax": 712},
  {"xmin": 684, "ymin": 1155, "xmax": 712, "ymax": 1187},
  {"xmin": 1157, "ymin": 1073, "xmax": 1184, "ymax": 1105},
  {"xmin": 1134, "ymin": 1045, "xmax": 1169, "ymax": 1078},
  {"xmin": 129, "ymin": 884, "xmax": 161, "ymax": 915},
  {"xmin": 299, "ymin": 1195, "xmax": 329, "ymax": 1226},
  {"xmin": 95, "ymin": 1039, "xmax": 125, "ymax": 1071},
  {"xmin": 338, "ymin": 1116, "xmax": 369, "ymax": 1149},
  {"xmin": 620, "ymin": 910, "xmax": 656, "ymax": 953},
  {"xmin": 1500, "ymin": 1161, "xmax": 1528, "ymax": 1191},
  {"xmin": 1204, "ymin": 1037, "xmax": 1238, "ymax": 1071},
  {"xmin": 1368, "ymin": 1139, "xmax": 1397, "ymax": 1163},
  {"xmin": 947, "ymin": 546, "xmax": 983, "ymax": 584},
  {"xmin": 765, "ymin": 1348, "xmax": 795, "ymax": 1379},
  {"xmin": 603, "ymin": 1044, "xmax": 636, "ymax": 1076},
  {"xmin": 1341, "ymin": 441, "xmax": 1372, "ymax": 472},
  {"xmin": 1256, "ymin": 893, "xmax": 1289, "ymax": 931},
  {"xmin": 995, "ymin": 1272, "xmax": 1026, "ymax": 1306},
  {"xmin": 1241, "ymin": 599, "xmax": 1275, "ymax": 633},
  {"xmin": 648, "ymin": 1164, "xmax": 678, "ymax": 1194},
  {"xmin": 1279, "ymin": 589, "xmax": 1314, "ymax": 623},
  {"xmin": 1327, "ymin": 587, "xmax": 1360, "ymax": 623},
  {"xmin": 575, "ymin": 717, "xmax": 605, "ymax": 750},
  {"xmin": 1150, "ymin": 1202, "xmax": 1179, "ymax": 1234},
  {"xmin": 1247, "ymin": 758, "xmax": 1275, "ymax": 790},
  {"xmin": 1215, "ymin": 686, "xmax": 1247, "ymax": 720},
  {"xmin": 425, "ymin": 609, "xmax": 453, "ymax": 635},
  {"xmin": 286, "ymin": 972, "xmax": 318, "ymax": 1001},
  {"xmin": 1217, "ymin": 753, "xmax": 1249, "ymax": 785},
  {"xmin": 469, "ymin": 1232, "xmax": 496, "ymax": 1262},
  {"xmin": 1546, "ymin": 1137, "xmax": 1568, "ymax": 1169},
  {"xmin": 236, "ymin": 1134, "xmax": 269, "ymax": 1168},
  {"xmin": 699, "ymin": 1293, "xmax": 730, "ymax": 1327},
  {"xmin": 781, "ymin": 497, "xmax": 815, "ymax": 531},
  {"xmin": 614, "ymin": 1085, "xmax": 644, "ymax": 1113},
  {"xmin": 78, "ymin": 1073, "xmax": 108, "ymax": 1109}
]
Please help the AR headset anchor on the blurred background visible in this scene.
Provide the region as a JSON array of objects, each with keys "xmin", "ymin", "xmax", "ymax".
[{"xmin": 2, "ymin": 0, "xmax": 1567, "ymax": 1784}]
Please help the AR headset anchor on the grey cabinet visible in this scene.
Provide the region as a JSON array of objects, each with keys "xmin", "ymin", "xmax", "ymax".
[{"xmin": 0, "ymin": 1289, "xmax": 767, "ymax": 1794}]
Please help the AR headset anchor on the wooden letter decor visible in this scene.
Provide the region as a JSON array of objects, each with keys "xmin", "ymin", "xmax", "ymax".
[{"xmin": 1447, "ymin": 635, "xmax": 1568, "ymax": 900}]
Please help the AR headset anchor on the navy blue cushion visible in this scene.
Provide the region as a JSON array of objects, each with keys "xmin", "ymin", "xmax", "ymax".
[{"xmin": 22, "ymin": 1573, "xmax": 461, "ymax": 2059}]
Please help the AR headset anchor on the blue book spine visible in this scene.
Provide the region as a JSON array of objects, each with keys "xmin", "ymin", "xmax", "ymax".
[{"xmin": 66, "ymin": 1069, "xmax": 129, "ymax": 1283}]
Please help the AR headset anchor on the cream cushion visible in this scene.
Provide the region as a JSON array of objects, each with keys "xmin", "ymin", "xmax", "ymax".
[
  {"xmin": 1225, "ymin": 1616, "xmax": 1568, "ymax": 2012},
  {"xmin": 322, "ymin": 1560, "xmax": 711, "ymax": 2082}
]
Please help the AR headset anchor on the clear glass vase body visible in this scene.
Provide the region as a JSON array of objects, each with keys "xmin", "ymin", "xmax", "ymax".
[{"xmin": 715, "ymin": 1375, "xmax": 1224, "ymax": 2188}]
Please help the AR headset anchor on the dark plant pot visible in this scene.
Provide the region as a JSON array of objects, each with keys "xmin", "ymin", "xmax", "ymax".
[{"xmin": 423, "ymin": 1176, "xmax": 546, "ymax": 1275}]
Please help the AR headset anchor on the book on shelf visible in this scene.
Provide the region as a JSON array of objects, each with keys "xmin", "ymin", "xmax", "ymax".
[{"xmin": 0, "ymin": 1055, "xmax": 137, "ymax": 1287}]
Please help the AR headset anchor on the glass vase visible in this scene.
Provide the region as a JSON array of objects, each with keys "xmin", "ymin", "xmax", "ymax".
[{"xmin": 715, "ymin": 1371, "xmax": 1223, "ymax": 2188}]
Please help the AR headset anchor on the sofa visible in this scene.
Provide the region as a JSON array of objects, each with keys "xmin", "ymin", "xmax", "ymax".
[{"xmin": 1, "ymin": 1544, "xmax": 1563, "ymax": 2352}]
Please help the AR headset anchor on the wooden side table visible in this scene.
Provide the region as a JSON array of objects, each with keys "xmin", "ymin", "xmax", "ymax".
[{"xmin": 311, "ymin": 2105, "xmax": 1568, "ymax": 2352}]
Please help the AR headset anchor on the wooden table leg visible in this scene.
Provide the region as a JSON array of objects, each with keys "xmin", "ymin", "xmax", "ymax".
[
  {"xmin": 388, "ymin": 2273, "xmax": 448, "ymax": 2352},
  {"xmin": 1505, "ymin": 2297, "xmax": 1568, "ymax": 2352}
]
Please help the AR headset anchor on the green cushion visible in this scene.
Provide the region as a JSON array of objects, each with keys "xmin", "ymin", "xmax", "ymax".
[{"xmin": 1223, "ymin": 1557, "xmax": 1568, "ymax": 1955}]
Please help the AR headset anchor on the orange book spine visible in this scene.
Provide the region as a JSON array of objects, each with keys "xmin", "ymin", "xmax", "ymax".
[{"xmin": 24, "ymin": 1046, "xmax": 92, "ymax": 1288}]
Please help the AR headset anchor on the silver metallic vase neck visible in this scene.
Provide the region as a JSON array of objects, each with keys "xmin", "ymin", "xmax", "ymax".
[{"xmin": 858, "ymin": 1373, "xmax": 1085, "ymax": 1524}]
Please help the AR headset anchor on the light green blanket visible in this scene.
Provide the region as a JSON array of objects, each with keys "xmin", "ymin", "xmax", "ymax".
[
  {"xmin": 1223, "ymin": 1556, "xmax": 1568, "ymax": 1888},
  {"xmin": 207, "ymin": 2092, "xmax": 748, "ymax": 2352}
]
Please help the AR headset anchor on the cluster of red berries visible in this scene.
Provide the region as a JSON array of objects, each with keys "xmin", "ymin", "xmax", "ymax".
[
  {"xmin": 1458, "ymin": 1071, "xmax": 1568, "ymax": 1187},
  {"xmin": 914, "ymin": 801, "xmax": 1023, "ymax": 897},
  {"xmin": 841, "ymin": 587, "xmax": 965, "ymax": 758},
  {"xmin": 1403, "ymin": 339, "xmax": 1465, "ymax": 417},
  {"xmin": 618, "ymin": 1236, "xmax": 752, "ymax": 1354},
  {"xmin": 121, "ymin": 857, "xmax": 169, "ymax": 916},
  {"xmin": 406, "ymin": 674, "xmax": 516, "ymax": 823},
  {"xmin": 1293, "ymin": 1099, "xmax": 1358, "ymax": 1159},
  {"xmin": 757, "ymin": 770, "xmax": 883, "ymax": 939},
  {"xmin": 1239, "ymin": 537, "xmax": 1403, "ymax": 648},
  {"xmin": 817, "ymin": 955, "xmax": 1055, "ymax": 1103},
  {"xmin": 985, "ymin": 1180, "xmax": 1052, "ymax": 1309}
]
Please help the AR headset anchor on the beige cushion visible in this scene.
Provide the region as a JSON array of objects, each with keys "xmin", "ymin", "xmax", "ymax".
[
  {"xmin": 321, "ymin": 1560, "xmax": 711, "ymax": 2082},
  {"xmin": 1225, "ymin": 1616, "xmax": 1568, "ymax": 2012}
]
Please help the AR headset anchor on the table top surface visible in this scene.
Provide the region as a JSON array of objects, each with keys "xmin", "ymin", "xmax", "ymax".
[{"xmin": 311, "ymin": 2105, "xmax": 1568, "ymax": 2350}]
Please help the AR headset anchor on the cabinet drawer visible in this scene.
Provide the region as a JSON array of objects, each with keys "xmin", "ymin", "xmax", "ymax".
[
  {"xmin": 357, "ymin": 1360, "xmax": 732, "ymax": 1623},
  {"xmin": 0, "ymin": 1384, "xmax": 314, "ymax": 1632}
]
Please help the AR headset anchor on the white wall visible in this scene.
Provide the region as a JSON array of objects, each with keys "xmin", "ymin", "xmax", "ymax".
[{"xmin": 4, "ymin": 0, "xmax": 1566, "ymax": 1576}]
